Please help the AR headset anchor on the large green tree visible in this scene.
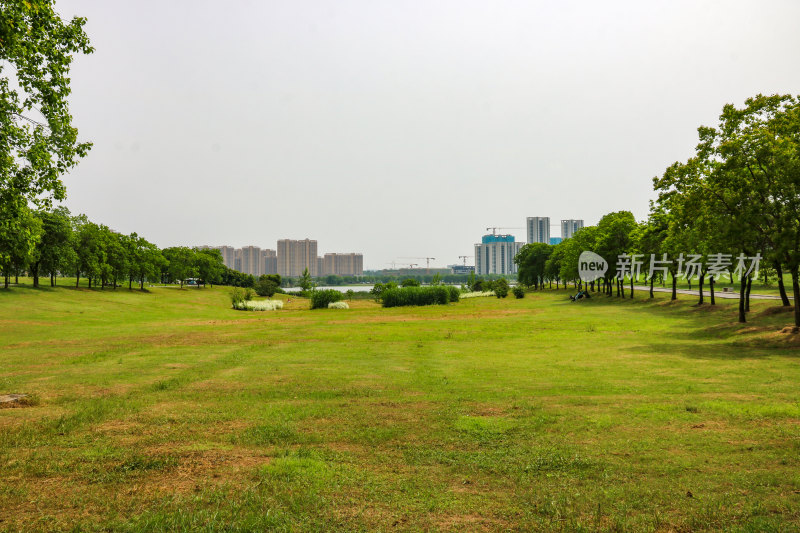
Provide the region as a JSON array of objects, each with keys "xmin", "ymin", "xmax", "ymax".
[
  {"xmin": 30, "ymin": 205, "xmax": 73, "ymax": 287},
  {"xmin": 1, "ymin": 1, "xmax": 93, "ymax": 207},
  {"xmin": 515, "ymin": 242, "xmax": 552, "ymax": 289}
]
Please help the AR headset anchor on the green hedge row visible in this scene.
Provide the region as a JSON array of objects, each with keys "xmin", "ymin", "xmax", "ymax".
[
  {"xmin": 381, "ymin": 286, "xmax": 459, "ymax": 308},
  {"xmin": 310, "ymin": 289, "xmax": 343, "ymax": 309}
]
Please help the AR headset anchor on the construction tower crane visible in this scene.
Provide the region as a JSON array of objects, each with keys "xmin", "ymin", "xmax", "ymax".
[
  {"xmin": 485, "ymin": 227, "xmax": 522, "ymax": 236},
  {"xmin": 399, "ymin": 257, "xmax": 436, "ymax": 273},
  {"xmin": 458, "ymin": 255, "xmax": 473, "ymax": 266}
]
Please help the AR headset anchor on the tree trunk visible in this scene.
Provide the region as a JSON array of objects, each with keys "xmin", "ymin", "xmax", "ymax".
[
  {"xmin": 745, "ymin": 276, "xmax": 752, "ymax": 312},
  {"xmin": 697, "ymin": 272, "xmax": 704, "ymax": 305},
  {"xmin": 140, "ymin": 277, "xmax": 145, "ymax": 290},
  {"xmin": 709, "ymin": 276, "xmax": 715, "ymax": 305},
  {"xmin": 76, "ymin": 270, "xmax": 80, "ymax": 288},
  {"xmin": 671, "ymin": 272, "xmax": 677, "ymax": 300},
  {"xmin": 738, "ymin": 276, "xmax": 747, "ymax": 323},
  {"xmin": 629, "ymin": 276, "xmax": 634, "ymax": 299},
  {"xmin": 4, "ymin": 273, "xmax": 8, "ymax": 289},
  {"xmin": 32, "ymin": 262, "xmax": 40, "ymax": 288},
  {"xmin": 51, "ymin": 272, "xmax": 55, "ymax": 287},
  {"xmin": 776, "ymin": 263, "xmax": 791, "ymax": 306},
  {"xmin": 649, "ymin": 276, "xmax": 654, "ymax": 298},
  {"xmin": 792, "ymin": 267, "xmax": 800, "ymax": 327},
  {"xmin": 620, "ymin": 278, "xmax": 625, "ymax": 298}
]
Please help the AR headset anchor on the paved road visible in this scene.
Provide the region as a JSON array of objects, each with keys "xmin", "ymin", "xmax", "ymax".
[{"xmin": 632, "ymin": 285, "xmax": 787, "ymax": 300}]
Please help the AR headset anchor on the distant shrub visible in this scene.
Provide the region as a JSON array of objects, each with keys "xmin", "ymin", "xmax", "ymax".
[
  {"xmin": 513, "ymin": 286, "xmax": 525, "ymax": 299},
  {"xmin": 381, "ymin": 286, "xmax": 450, "ymax": 308},
  {"xmin": 446, "ymin": 285, "xmax": 460, "ymax": 302},
  {"xmin": 230, "ymin": 287, "xmax": 254, "ymax": 307},
  {"xmin": 255, "ymin": 278, "xmax": 280, "ymax": 297},
  {"xmin": 370, "ymin": 282, "xmax": 397, "ymax": 300},
  {"xmin": 232, "ymin": 299, "xmax": 283, "ymax": 311},
  {"xmin": 311, "ymin": 289, "xmax": 343, "ymax": 309},
  {"xmin": 460, "ymin": 291, "xmax": 495, "ymax": 299},
  {"xmin": 401, "ymin": 278, "xmax": 420, "ymax": 287},
  {"xmin": 370, "ymin": 283, "xmax": 384, "ymax": 300},
  {"xmin": 494, "ymin": 279, "xmax": 509, "ymax": 298},
  {"xmin": 345, "ymin": 289, "xmax": 355, "ymax": 300},
  {"xmin": 328, "ymin": 301, "xmax": 349, "ymax": 309}
]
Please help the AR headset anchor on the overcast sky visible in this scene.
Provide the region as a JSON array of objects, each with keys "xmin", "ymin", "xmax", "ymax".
[{"xmin": 57, "ymin": 0, "xmax": 800, "ymax": 270}]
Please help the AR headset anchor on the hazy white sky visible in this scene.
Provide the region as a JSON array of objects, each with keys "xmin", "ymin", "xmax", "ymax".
[{"xmin": 57, "ymin": 0, "xmax": 800, "ymax": 270}]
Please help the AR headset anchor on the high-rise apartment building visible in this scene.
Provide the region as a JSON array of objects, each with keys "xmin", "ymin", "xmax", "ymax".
[
  {"xmin": 474, "ymin": 234, "xmax": 523, "ymax": 276},
  {"xmin": 240, "ymin": 246, "xmax": 263, "ymax": 276},
  {"xmin": 216, "ymin": 246, "xmax": 236, "ymax": 269},
  {"xmin": 277, "ymin": 239, "xmax": 318, "ymax": 277},
  {"xmin": 262, "ymin": 249, "xmax": 277, "ymax": 275},
  {"xmin": 561, "ymin": 219, "xmax": 584, "ymax": 239},
  {"xmin": 322, "ymin": 253, "xmax": 364, "ymax": 276},
  {"xmin": 526, "ymin": 217, "xmax": 550, "ymax": 244}
]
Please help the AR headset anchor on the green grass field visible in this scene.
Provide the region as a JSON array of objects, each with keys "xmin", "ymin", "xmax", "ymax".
[{"xmin": 1, "ymin": 283, "xmax": 799, "ymax": 531}]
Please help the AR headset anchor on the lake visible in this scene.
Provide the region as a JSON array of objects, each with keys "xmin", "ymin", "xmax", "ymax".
[{"xmin": 282, "ymin": 285, "xmax": 374, "ymax": 293}]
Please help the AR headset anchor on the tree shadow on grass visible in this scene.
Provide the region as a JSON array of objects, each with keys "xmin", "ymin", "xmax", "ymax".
[{"xmin": 578, "ymin": 292, "xmax": 800, "ymax": 357}]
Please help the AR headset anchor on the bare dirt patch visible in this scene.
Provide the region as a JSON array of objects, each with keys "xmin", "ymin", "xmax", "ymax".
[{"xmin": 0, "ymin": 393, "xmax": 35, "ymax": 409}]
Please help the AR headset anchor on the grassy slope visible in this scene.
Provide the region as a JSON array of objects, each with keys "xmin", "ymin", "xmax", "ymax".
[{"xmin": 0, "ymin": 284, "xmax": 799, "ymax": 532}]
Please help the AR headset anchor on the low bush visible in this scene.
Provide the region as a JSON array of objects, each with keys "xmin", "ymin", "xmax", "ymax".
[
  {"xmin": 494, "ymin": 279, "xmax": 510, "ymax": 298},
  {"xmin": 513, "ymin": 286, "xmax": 525, "ymax": 299},
  {"xmin": 311, "ymin": 289, "xmax": 343, "ymax": 309},
  {"xmin": 232, "ymin": 299, "xmax": 284, "ymax": 311},
  {"xmin": 446, "ymin": 285, "xmax": 460, "ymax": 302},
  {"xmin": 328, "ymin": 301, "xmax": 349, "ymax": 309},
  {"xmin": 230, "ymin": 287, "xmax": 254, "ymax": 307},
  {"xmin": 255, "ymin": 278, "xmax": 281, "ymax": 297},
  {"xmin": 381, "ymin": 286, "xmax": 450, "ymax": 308},
  {"xmin": 460, "ymin": 291, "xmax": 495, "ymax": 299}
]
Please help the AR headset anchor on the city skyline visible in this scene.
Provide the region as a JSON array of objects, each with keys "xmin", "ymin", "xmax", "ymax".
[{"xmin": 205, "ymin": 242, "xmax": 363, "ymax": 277}]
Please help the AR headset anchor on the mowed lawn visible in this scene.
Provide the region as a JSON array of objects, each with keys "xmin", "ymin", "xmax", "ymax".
[{"xmin": 1, "ymin": 284, "xmax": 799, "ymax": 532}]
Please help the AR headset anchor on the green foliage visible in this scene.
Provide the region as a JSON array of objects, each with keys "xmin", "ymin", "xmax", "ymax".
[
  {"xmin": 310, "ymin": 289, "xmax": 343, "ymax": 309},
  {"xmin": 515, "ymin": 242, "xmax": 552, "ymax": 288},
  {"xmin": 255, "ymin": 277, "xmax": 280, "ymax": 297},
  {"xmin": 513, "ymin": 286, "xmax": 525, "ymax": 299},
  {"xmin": 0, "ymin": 0, "xmax": 94, "ymax": 209},
  {"xmin": 381, "ymin": 286, "xmax": 450, "ymax": 307},
  {"xmin": 195, "ymin": 248, "xmax": 225, "ymax": 287},
  {"xmin": 299, "ymin": 268, "xmax": 314, "ymax": 291},
  {"xmin": 230, "ymin": 287, "xmax": 253, "ymax": 307},
  {"xmin": 162, "ymin": 247, "xmax": 196, "ymax": 288},
  {"xmin": 446, "ymin": 285, "xmax": 460, "ymax": 302},
  {"xmin": 400, "ymin": 278, "xmax": 420, "ymax": 287},
  {"xmin": 493, "ymin": 278, "xmax": 509, "ymax": 298},
  {"xmin": 0, "ymin": 202, "xmax": 41, "ymax": 287}
]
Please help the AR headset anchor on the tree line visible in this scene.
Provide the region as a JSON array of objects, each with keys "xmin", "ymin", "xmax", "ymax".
[
  {"xmin": 0, "ymin": 206, "xmax": 231, "ymax": 290},
  {"xmin": 515, "ymin": 94, "xmax": 800, "ymax": 326}
]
